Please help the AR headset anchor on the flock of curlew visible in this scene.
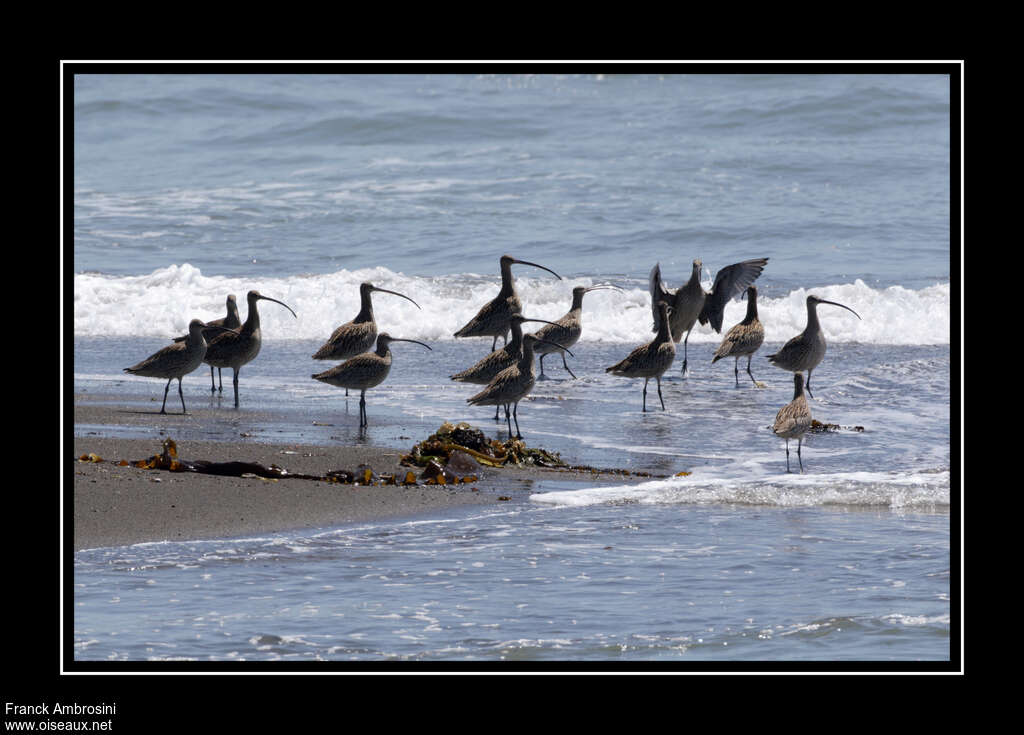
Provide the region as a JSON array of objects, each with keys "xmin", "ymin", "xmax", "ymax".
[{"xmin": 122, "ymin": 254, "xmax": 861, "ymax": 473}]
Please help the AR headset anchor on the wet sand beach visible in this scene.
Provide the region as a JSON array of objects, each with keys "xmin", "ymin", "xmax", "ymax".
[{"xmin": 72, "ymin": 398, "xmax": 651, "ymax": 551}]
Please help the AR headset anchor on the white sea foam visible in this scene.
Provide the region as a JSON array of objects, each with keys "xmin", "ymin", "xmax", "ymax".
[
  {"xmin": 530, "ymin": 469, "xmax": 950, "ymax": 510},
  {"xmin": 72, "ymin": 264, "xmax": 951, "ymax": 345}
]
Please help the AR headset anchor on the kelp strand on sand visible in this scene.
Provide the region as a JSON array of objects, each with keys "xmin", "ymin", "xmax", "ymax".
[{"xmin": 76, "ymin": 438, "xmax": 478, "ymax": 487}]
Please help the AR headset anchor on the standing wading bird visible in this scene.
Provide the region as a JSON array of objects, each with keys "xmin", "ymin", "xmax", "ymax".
[
  {"xmin": 451, "ymin": 312, "xmax": 563, "ymax": 420},
  {"xmin": 773, "ymin": 372, "xmax": 813, "ymax": 473},
  {"xmin": 124, "ymin": 319, "xmax": 238, "ymax": 414},
  {"xmin": 454, "ymin": 254, "xmax": 562, "ymax": 351},
  {"xmin": 766, "ymin": 294, "xmax": 861, "ymax": 399},
  {"xmin": 204, "ymin": 290, "xmax": 298, "ymax": 408},
  {"xmin": 174, "ymin": 293, "xmax": 241, "ymax": 393},
  {"xmin": 312, "ymin": 282, "xmax": 421, "ymax": 395},
  {"xmin": 466, "ymin": 333, "xmax": 573, "ymax": 440},
  {"xmin": 312, "ymin": 333, "xmax": 431, "ymax": 429},
  {"xmin": 711, "ymin": 285, "xmax": 765, "ymax": 387},
  {"xmin": 605, "ymin": 301, "xmax": 676, "ymax": 412},
  {"xmin": 650, "ymin": 257, "xmax": 768, "ymax": 376},
  {"xmin": 530, "ymin": 284, "xmax": 623, "ymax": 379}
]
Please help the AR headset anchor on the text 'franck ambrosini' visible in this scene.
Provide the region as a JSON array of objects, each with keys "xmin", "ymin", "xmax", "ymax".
[{"xmin": 5, "ymin": 702, "xmax": 117, "ymax": 716}]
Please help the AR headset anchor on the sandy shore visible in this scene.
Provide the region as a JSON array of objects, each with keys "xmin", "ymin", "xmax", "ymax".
[{"xmin": 72, "ymin": 400, "xmax": 650, "ymax": 550}]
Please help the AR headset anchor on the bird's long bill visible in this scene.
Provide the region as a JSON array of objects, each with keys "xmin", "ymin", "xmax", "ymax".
[
  {"xmin": 392, "ymin": 338, "xmax": 432, "ymax": 350},
  {"xmin": 521, "ymin": 317, "xmax": 562, "ymax": 328},
  {"xmin": 820, "ymin": 299, "xmax": 861, "ymax": 320},
  {"xmin": 535, "ymin": 337, "xmax": 573, "ymax": 357},
  {"xmin": 259, "ymin": 295, "xmax": 298, "ymax": 318},
  {"xmin": 513, "ymin": 258, "xmax": 562, "ymax": 280},
  {"xmin": 374, "ymin": 287, "xmax": 421, "ymax": 310}
]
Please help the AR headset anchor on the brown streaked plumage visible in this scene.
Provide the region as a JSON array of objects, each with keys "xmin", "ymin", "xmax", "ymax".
[
  {"xmin": 312, "ymin": 282, "xmax": 420, "ymax": 361},
  {"xmin": 605, "ymin": 301, "xmax": 676, "ymax": 412},
  {"xmin": 773, "ymin": 372, "xmax": 813, "ymax": 473},
  {"xmin": 454, "ymin": 254, "xmax": 562, "ymax": 351},
  {"xmin": 766, "ymin": 294, "xmax": 860, "ymax": 398},
  {"xmin": 531, "ymin": 284, "xmax": 622, "ymax": 379},
  {"xmin": 174, "ymin": 293, "xmax": 242, "ymax": 393},
  {"xmin": 650, "ymin": 257, "xmax": 768, "ymax": 375},
  {"xmin": 452, "ymin": 312, "xmax": 562, "ymax": 420},
  {"xmin": 124, "ymin": 319, "xmax": 236, "ymax": 414},
  {"xmin": 466, "ymin": 333, "xmax": 572, "ymax": 439},
  {"xmin": 313, "ymin": 332, "xmax": 431, "ymax": 428},
  {"xmin": 712, "ymin": 285, "xmax": 765, "ymax": 387},
  {"xmin": 204, "ymin": 290, "xmax": 298, "ymax": 408}
]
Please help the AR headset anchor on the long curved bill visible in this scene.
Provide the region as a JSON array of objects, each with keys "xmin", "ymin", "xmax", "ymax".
[
  {"xmin": 534, "ymin": 336, "xmax": 574, "ymax": 357},
  {"xmin": 584, "ymin": 284, "xmax": 624, "ymax": 294},
  {"xmin": 258, "ymin": 295, "xmax": 298, "ymax": 319},
  {"xmin": 391, "ymin": 338, "xmax": 432, "ymax": 350},
  {"xmin": 373, "ymin": 286, "xmax": 421, "ymax": 310},
  {"xmin": 820, "ymin": 299, "xmax": 861, "ymax": 320},
  {"xmin": 513, "ymin": 258, "xmax": 562, "ymax": 280}
]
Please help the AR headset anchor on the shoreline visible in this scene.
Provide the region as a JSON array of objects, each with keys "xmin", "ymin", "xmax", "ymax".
[{"xmin": 72, "ymin": 400, "xmax": 655, "ymax": 551}]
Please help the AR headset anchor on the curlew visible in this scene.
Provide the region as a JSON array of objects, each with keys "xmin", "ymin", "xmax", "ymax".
[
  {"xmin": 451, "ymin": 312, "xmax": 562, "ymax": 420},
  {"xmin": 466, "ymin": 333, "xmax": 572, "ymax": 439},
  {"xmin": 650, "ymin": 257, "xmax": 768, "ymax": 375},
  {"xmin": 312, "ymin": 282, "xmax": 420, "ymax": 361},
  {"xmin": 124, "ymin": 319, "xmax": 237, "ymax": 414},
  {"xmin": 174, "ymin": 293, "xmax": 242, "ymax": 393},
  {"xmin": 766, "ymin": 294, "xmax": 860, "ymax": 398},
  {"xmin": 454, "ymin": 254, "xmax": 562, "ymax": 351},
  {"xmin": 312, "ymin": 332, "xmax": 431, "ymax": 429},
  {"xmin": 531, "ymin": 284, "xmax": 622, "ymax": 379},
  {"xmin": 605, "ymin": 301, "xmax": 676, "ymax": 412},
  {"xmin": 773, "ymin": 372, "xmax": 813, "ymax": 473},
  {"xmin": 712, "ymin": 285, "xmax": 765, "ymax": 387},
  {"xmin": 204, "ymin": 290, "xmax": 298, "ymax": 408}
]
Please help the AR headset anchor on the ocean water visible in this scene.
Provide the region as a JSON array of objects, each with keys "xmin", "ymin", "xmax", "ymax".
[{"xmin": 69, "ymin": 71, "xmax": 956, "ymax": 666}]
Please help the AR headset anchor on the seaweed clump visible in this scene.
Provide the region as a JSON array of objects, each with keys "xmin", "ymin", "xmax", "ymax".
[{"xmin": 400, "ymin": 422, "xmax": 567, "ymax": 470}]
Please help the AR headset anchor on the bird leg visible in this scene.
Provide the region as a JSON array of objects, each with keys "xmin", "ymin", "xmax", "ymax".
[
  {"xmin": 797, "ymin": 438, "xmax": 804, "ymax": 473},
  {"xmin": 504, "ymin": 404, "xmax": 513, "ymax": 436},
  {"xmin": 680, "ymin": 330, "xmax": 691, "ymax": 376},
  {"xmin": 745, "ymin": 356, "xmax": 758, "ymax": 387},
  {"xmin": 538, "ymin": 353, "xmax": 547, "ymax": 379},
  {"xmin": 733, "ymin": 358, "xmax": 740, "ymax": 387},
  {"xmin": 656, "ymin": 376, "xmax": 665, "ymax": 410},
  {"xmin": 785, "ymin": 440, "xmax": 791, "ymax": 473},
  {"xmin": 232, "ymin": 368, "xmax": 240, "ymax": 408},
  {"xmin": 160, "ymin": 378, "xmax": 171, "ymax": 414},
  {"xmin": 560, "ymin": 351, "xmax": 577, "ymax": 380},
  {"xmin": 805, "ymin": 370, "xmax": 815, "ymax": 399},
  {"xmin": 218, "ymin": 367, "xmax": 224, "ymax": 393},
  {"xmin": 210, "ymin": 366, "xmax": 217, "ymax": 393},
  {"xmin": 177, "ymin": 377, "xmax": 187, "ymax": 414},
  {"xmin": 642, "ymin": 378, "xmax": 649, "ymax": 412},
  {"xmin": 512, "ymin": 402, "xmax": 522, "ymax": 439},
  {"xmin": 359, "ymin": 390, "xmax": 367, "ymax": 428}
]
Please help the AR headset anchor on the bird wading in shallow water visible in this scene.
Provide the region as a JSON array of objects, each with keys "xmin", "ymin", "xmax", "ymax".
[
  {"xmin": 773, "ymin": 372, "xmax": 813, "ymax": 473},
  {"xmin": 466, "ymin": 332, "xmax": 573, "ymax": 439},
  {"xmin": 204, "ymin": 290, "xmax": 298, "ymax": 408},
  {"xmin": 712, "ymin": 285, "xmax": 765, "ymax": 387},
  {"xmin": 649, "ymin": 257, "xmax": 768, "ymax": 376},
  {"xmin": 313, "ymin": 332, "xmax": 431, "ymax": 429},
  {"xmin": 452, "ymin": 312, "xmax": 563, "ymax": 420},
  {"xmin": 454, "ymin": 254, "xmax": 562, "ymax": 351},
  {"xmin": 530, "ymin": 284, "xmax": 623, "ymax": 379},
  {"xmin": 125, "ymin": 319, "xmax": 238, "ymax": 414},
  {"xmin": 606, "ymin": 301, "xmax": 676, "ymax": 412},
  {"xmin": 766, "ymin": 294, "xmax": 860, "ymax": 398}
]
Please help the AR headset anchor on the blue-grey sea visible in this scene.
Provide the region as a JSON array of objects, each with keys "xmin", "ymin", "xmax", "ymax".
[{"xmin": 70, "ymin": 71, "xmax": 956, "ymax": 666}]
